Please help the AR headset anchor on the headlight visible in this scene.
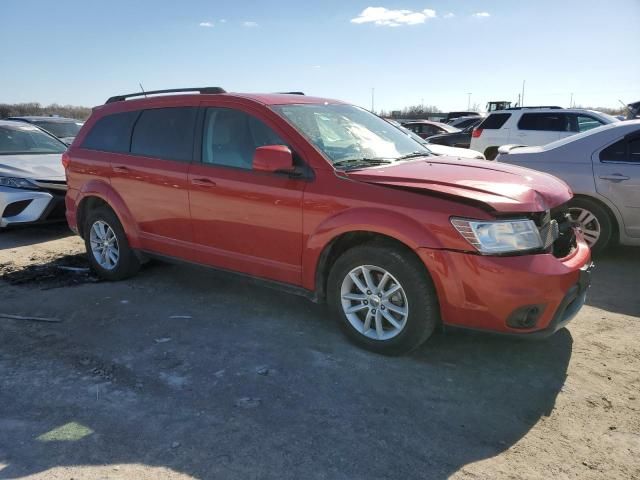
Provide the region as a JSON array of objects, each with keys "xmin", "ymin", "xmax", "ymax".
[
  {"xmin": 451, "ymin": 217, "xmax": 542, "ymax": 254},
  {"xmin": 0, "ymin": 177, "xmax": 39, "ymax": 190}
]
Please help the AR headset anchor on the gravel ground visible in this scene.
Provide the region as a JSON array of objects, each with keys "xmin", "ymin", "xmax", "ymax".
[{"xmin": 0, "ymin": 224, "xmax": 638, "ymax": 480}]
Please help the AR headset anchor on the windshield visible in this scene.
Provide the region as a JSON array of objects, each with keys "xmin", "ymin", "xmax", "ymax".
[
  {"xmin": 272, "ymin": 104, "xmax": 430, "ymax": 166},
  {"xmin": 0, "ymin": 124, "xmax": 67, "ymax": 154},
  {"xmin": 33, "ymin": 120, "xmax": 82, "ymax": 138}
]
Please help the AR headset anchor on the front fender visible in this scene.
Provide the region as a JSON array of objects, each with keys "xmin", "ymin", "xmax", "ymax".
[{"xmin": 301, "ymin": 207, "xmax": 442, "ymax": 291}]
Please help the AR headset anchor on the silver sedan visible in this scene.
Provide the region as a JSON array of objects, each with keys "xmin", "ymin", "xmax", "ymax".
[{"xmin": 496, "ymin": 120, "xmax": 640, "ymax": 253}]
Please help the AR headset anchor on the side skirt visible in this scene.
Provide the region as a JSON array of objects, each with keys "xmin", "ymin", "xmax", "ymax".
[{"xmin": 139, "ymin": 250, "xmax": 319, "ymax": 303}]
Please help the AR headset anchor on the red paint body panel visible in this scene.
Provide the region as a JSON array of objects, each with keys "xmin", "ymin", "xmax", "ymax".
[
  {"xmin": 418, "ymin": 235, "xmax": 590, "ymax": 333},
  {"xmin": 65, "ymin": 92, "xmax": 591, "ymax": 337},
  {"xmin": 345, "ymin": 158, "xmax": 573, "ymax": 213},
  {"xmin": 188, "ymin": 163, "xmax": 305, "ymax": 285}
]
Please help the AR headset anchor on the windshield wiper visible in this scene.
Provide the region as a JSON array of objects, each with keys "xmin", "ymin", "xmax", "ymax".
[
  {"xmin": 333, "ymin": 157, "xmax": 393, "ymax": 170},
  {"xmin": 396, "ymin": 151, "xmax": 430, "ymax": 161}
]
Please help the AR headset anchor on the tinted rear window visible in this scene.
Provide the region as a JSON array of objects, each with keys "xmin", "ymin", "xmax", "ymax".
[
  {"xmin": 82, "ymin": 111, "xmax": 139, "ymax": 153},
  {"xmin": 477, "ymin": 113, "xmax": 511, "ymax": 129},
  {"xmin": 518, "ymin": 113, "xmax": 570, "ymax": 132},
  {"xmin": 131, "ymin": 107, "xmax": 198, "ymax": 162}
]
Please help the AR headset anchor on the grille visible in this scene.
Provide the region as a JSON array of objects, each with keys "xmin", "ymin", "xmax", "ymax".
[{"xmin": 537, "ymin": 210, "xmax": 559, "ymax": 250}]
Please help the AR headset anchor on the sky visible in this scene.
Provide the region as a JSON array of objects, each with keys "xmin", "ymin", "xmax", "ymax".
[{"xmin": 1, "ymin": 0, "xmax": 639, "ymax": 113}]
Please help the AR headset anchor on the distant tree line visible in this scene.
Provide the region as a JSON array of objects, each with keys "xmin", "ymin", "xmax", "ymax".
[
  {"xmin": 378, "ymin": 104, "xmax": 443, "ymax": 119},
  {"xmin": 379, "ymin": 103, "xmax": 626, "ymax": 119},
  {"xmin": 0, "ymin": 102, "xmax": 91, "ymax": 120}
]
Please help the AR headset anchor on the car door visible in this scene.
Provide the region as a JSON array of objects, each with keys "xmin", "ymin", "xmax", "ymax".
[
  {"xmin": 513, "ymin": 113, "xmax": 565, "ymax": 146},
  {"xmin": 110, "ymin": 106, "xmax": 197, "ymax": 254},
  {"xmin": 188, "ymin": 106, "xmax": 306, "ymax": 285},
  {"xmin": 593, "ymin": 133, "xmax": 640, "ymax": 238}
]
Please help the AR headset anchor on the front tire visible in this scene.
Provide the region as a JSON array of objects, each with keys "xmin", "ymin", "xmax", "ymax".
[
  {"xmin": 568, "ymin": 197, "xmax": 613, "ymax": 254},
  {"xmin": 327, "ymin": 241, "xmax": 439, "ymax": 355},
  {"xmin": 84, "ymin": 207, "xmax": 140, "ymax": 280}
]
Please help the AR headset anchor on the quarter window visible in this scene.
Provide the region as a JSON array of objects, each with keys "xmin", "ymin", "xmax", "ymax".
[
  {"xmin": 518, "ymin": 113, "xmax": 570, "ymax": 132},
  {"xmin": 202, "ymin": 108, "xmax": 286, "ymax": 169},
  {"xmin": 575, "ymin": 115, "xmax": 603, "ymax": 133},
  {"xmin": 477, "ymin": 113, "xmax": 511, "ymax": 129},
  {"xmin": 82, "ymin": 111, "xmax": 139, "ymax": 153},
  {"xmin": 130, "ymin": 107, "xmax": 198, "ymax": 162}
]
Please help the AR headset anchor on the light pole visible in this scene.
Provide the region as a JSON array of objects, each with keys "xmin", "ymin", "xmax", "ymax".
[
  {"xmin": 371, "ymin": 88, "xmax": 375, "ymax": 112},
  {"xmin": 467, "ymin": 92, "xmax": 472, "ymax": 110}
]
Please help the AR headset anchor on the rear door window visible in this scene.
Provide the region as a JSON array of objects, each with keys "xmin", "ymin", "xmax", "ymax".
[
  {"xmin": 82, "ymin": 111, "xmax": 139, "ymax": 153},
  {"xmin": 477, "ymin": 113, "xmax": 511, "ymax": 129},
  {"xmin": 130, "ymin": 107, "xmax": 198, "ymax": 162},
  {"xmin": 518, "ymin": 113, "xmax": 570, "ymax": 132},
  {"xmin": 601, "ymin": 136, "xmax": 640, "ymax": 163}
]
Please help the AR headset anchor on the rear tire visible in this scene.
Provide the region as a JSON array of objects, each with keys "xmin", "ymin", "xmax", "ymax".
[
  {"xmin": 327, "ymin": 241, "xmax": 439, "ymax": 355},
  {"xmin": 83, "ymin": 207, "xmax": 140, "ymax": 281},
  {"xmin": 568, "ymin": 197, "xmax": 613, "ymax": 254}
]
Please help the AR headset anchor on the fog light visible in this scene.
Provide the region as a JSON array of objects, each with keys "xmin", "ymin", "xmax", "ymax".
[{"xmin": 506, "ymin": 304, "xmax": 545, "ymax": 329}]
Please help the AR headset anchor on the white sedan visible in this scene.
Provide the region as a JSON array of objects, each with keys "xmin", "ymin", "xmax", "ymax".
[{"xmin": 0, "ymin": 120, "xmax": 68, "ymax": 228}]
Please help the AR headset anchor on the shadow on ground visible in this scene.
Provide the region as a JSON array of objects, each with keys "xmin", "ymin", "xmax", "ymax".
[
  {"xmin": 0, "ymin": 258, "xmax": 573, "ymax": 479},
  {"xmin": 587, "ymin": 245, "xmax": 640, "ymax": 317},
  {"xmin": 0, "ymin": 223, "xmax": 71, "ymax": 249}
]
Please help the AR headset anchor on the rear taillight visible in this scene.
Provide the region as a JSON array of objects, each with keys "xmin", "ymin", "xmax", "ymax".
[
  {"xmin": 471, "ymin": 128, "xmax": 482, "ymax": 138},
  {"xmin": 61, "ymin": 152, "xmax": 70, "ymax": 169}
]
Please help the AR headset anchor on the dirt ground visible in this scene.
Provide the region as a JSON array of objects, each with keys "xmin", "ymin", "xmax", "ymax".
[{"xmin": 0, "ymin": 224, "xmax": 638, "ymax": 480}]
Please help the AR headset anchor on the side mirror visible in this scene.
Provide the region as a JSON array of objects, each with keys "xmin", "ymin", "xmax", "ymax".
[{"xmin": 253, "ymin": 145, "xmax": 295, "ymax": 174}]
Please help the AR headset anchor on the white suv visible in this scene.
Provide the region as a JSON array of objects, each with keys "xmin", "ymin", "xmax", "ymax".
[{"xmin": 470, "ymin": 107, "xmax": 618, "ymax": 159}]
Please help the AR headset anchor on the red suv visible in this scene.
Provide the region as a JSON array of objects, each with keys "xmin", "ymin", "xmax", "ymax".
[{"xmin": 64, "ymin": 87, "xmax": 592, "ymax": 354}]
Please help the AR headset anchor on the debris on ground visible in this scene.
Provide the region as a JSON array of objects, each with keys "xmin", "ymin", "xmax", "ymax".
[
  {"xmin": 0, "ymin": 313, "xmax": 62, "ymax": 323},
  {"xmin": 235, "ymin": 397, "xmax": 261, "ymax": 408}
]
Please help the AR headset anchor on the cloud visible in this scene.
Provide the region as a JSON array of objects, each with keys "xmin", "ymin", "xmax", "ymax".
[
  {"xmin": 242, "ymin": 21, "xmax": 258, "ymax": 27},
  {"xmin": 443, "ymin": 12, "xmax": 455, "ymax": 19},
  {"xmin": 312, "ymin": 65, "xmax": 321, "ymax": 69},
  {"xmin": 472, "ymin": 12, "xmax": 490, "ymax": 17},
  {"xmin": 199, "ymin": 21, "xmax": 213, "ymax": 27},
  {"xmin": 351, "ymin": 7, "xmax": 437, "ymax": 27},
  {"xmin": 220, "ymin": 19, "xmax": 227, "ymax": 23}
]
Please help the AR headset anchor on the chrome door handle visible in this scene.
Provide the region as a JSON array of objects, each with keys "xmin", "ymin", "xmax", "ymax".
[
  {"xmin": 599, "ymin": 174, "xmax": 630, "ymax": 182},
  {"xmin": 113, "ymin": 166, "xmax": 130, "ymax": 173}
]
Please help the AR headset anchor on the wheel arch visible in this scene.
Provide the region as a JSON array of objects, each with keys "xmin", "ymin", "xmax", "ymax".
[
  {"xmin": 75, "ymin": 181, "xmax": 140, "ymax": 247},
  {"xmin": 304, "ymin": 207, "xmax": 441, "ymax": 302},
  {"xmin": 570, "ymin": 192, "xmax": 621, "ymax": 242}
]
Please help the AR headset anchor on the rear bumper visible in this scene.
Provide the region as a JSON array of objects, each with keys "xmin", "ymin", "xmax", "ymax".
[
  {"xmin": 417, "ymin": 236, "xmax": 592, "ymax": 336},
  {"xmin": 0, "ymin": 186, "xmax": 65, "ymax": 228}
]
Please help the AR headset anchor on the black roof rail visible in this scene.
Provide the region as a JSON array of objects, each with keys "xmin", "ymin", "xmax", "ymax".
[
  {"xmin": 276, "ymin": 91, "xmax": 305, "ymax": 95},
  {"xmin": 105, "ymin": 87, "xmax": 226, "ymax": 104},
  {"xmin": 504, "ymin": 106, "xmax": 563, "ymax": 110}
]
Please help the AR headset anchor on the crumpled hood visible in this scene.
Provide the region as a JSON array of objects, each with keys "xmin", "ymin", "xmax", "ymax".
[
  {"xmin": 0, "ymin": 154, "xmax": 65, "ymax": 181},
  {"xmin": 344, "ymin": 157, "xmax": 572, "ymax": 213}
]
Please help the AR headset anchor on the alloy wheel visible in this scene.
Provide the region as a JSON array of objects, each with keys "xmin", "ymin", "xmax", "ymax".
[
  {"xmin": 340, "ymin": 265, "xmax": 409, "ymax": 341},
  {"xmin": 569, "ymin": 207, "xmax": 601, "ymax": 247},
  {"xmin": 89, "ymin": 220, "xmax": 120, "ymax": 270}
]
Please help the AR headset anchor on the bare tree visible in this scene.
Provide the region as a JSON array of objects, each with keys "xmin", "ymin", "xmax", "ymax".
[{"xmin": 0, "ymin": 102, "xmax": 92, "ymax": 120}]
